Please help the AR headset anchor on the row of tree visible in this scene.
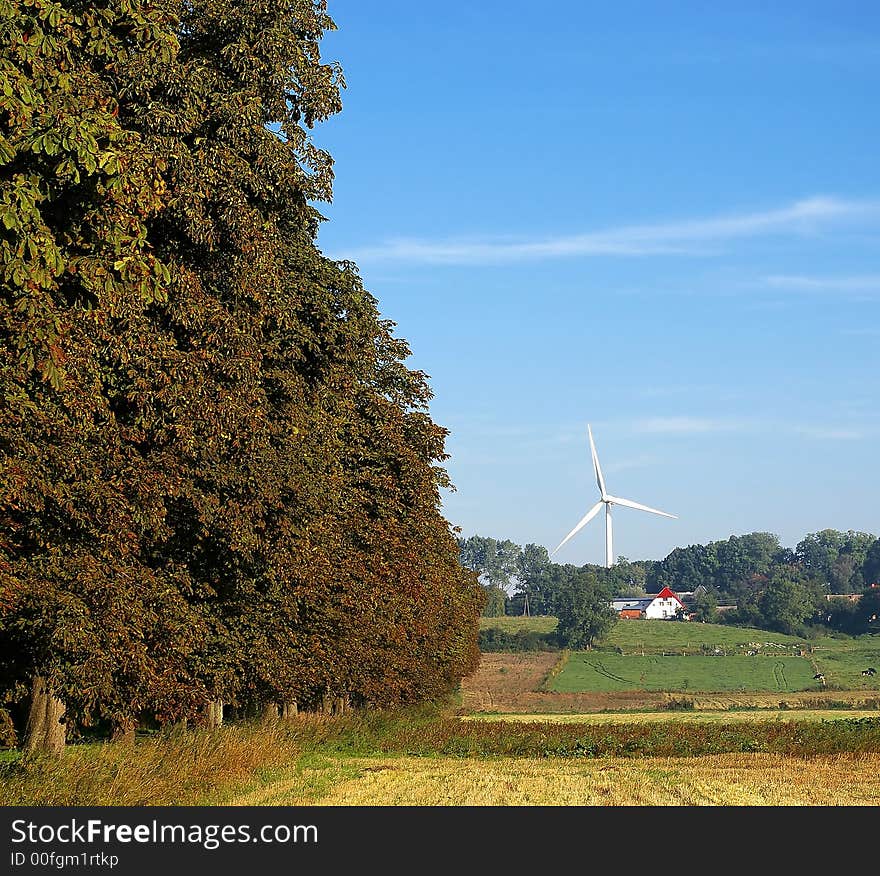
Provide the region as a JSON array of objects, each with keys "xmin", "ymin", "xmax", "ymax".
[
  {"xmin": 648, "ymin": 529, "xmax": 880, "ymax": 598},
  {"xmin": 459, "ymin": 529, "xmax": 880, "ymax": 638},
  {"xmin": 1, "ymin": 0, "xmax": 483, "ymax": 754}
]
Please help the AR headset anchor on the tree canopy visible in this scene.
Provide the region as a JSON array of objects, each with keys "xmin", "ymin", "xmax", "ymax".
[
  {"xmin": 553, "ymin": 567, "xmax": 616, "ymax": 649},
  {"xmin": 1, "ymin": 0, "xmax": 483, "ymax": 750}
]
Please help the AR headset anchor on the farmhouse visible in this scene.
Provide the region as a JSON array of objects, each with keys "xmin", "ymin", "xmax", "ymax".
[{"xmin": 610, "ymin": 586, "xmax": 687, "ymax": 620}]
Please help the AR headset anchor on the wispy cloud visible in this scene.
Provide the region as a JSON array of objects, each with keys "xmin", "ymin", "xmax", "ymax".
[
  {"xmin": 337, "ymin": 196, "xmax": 880, "ymax": 265},
  {"xmin": 763, "ymin": 274, "xmax": 880, "ymax": 295},
  {"xmin": 633, "ymin": 417, "xmax": 744, "ymax": 435}
]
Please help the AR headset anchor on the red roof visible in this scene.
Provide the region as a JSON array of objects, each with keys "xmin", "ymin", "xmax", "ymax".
[{"xmin": 655, "ymin": 586, "xmax": 684, "ymax": 605}]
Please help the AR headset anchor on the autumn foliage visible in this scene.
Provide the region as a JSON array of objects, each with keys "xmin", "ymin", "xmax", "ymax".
[{"xmin": 0, "ymin": 0, "xmax": 483, "ymax": 747}]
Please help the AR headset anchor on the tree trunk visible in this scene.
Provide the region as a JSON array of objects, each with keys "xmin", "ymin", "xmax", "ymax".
[
  {"xmin": 261, "ymin": 702, "xmax": 279, "ymax": 723},
  {"xmin": 203, "ymin": 700, "xmax": 223, "ymax": 728},
  {"xmin": 321, "ymin": 693, "xmax": 348, "ymax": 716},
  {"xmin": 281, "ymin": 701, "xmax": 297, "ymax": 720},
  {"xmin": 111, "ymin": 717, "xmax": 136, "ymax": 744},
  {"xmin": 24, "ymin": 676, "xmax": 66, "ymax": 757}
]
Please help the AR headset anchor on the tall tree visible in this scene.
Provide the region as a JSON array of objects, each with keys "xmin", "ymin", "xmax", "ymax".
[
  {"xmin": 2, "ymin": 0, "xmax": 484, "ymax": 747},
  {"xmin": 863, "ymin": 539, "xmax": 880, "ymax": 587},
  {"xmin": 757, "ymin": 567, "xmax": 824, "ymax": 636},
  {"xmin": 515, "ymin": 543, "xmax": 553, "ymax": 614},
  {"xmin": 713, "ymin": 532, "xmax": 781, "ymax": 596},
  {"xmin": 1, "ymin": 0, "xmax": 205, "ymax": 750},
  {"xmin": 458, "ymin": 534, "xmax": 520, "ymax": 594},
  {"xmin": 857, "ymin": 585, "xmax": 880, "ymax": 634},
  {"xmin": 646, "ymin": 543, "xmax": 718, "ymax": 594},
  {"xmin": 796, "ymin": 529, "xmax": 876, "ymax": 593},
  {"xmin": 553, "ymin": 567, "xmax": 616, "ymax": 650}
]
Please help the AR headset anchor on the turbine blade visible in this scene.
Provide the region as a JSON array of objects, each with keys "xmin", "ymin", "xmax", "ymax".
[
  {"xmin": 588, "ymin": 424, "xmax": 607, "ymax": 498},
  {"xmin": 606, "ymin": 494, "xmax": 677, "ymax": 518},
  {"xmin": 551, "ymin": 501, "xmax": 604, "ymax": 555}
]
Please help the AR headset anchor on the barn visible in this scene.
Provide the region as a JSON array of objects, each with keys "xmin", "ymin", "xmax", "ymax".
[
  {"xmin": 610, "ymin": 597, "xmax": 653, "ymax": 618},
  {"xmin": 618, "ymin": 608, "xmax": 644, "ymax": 619}
]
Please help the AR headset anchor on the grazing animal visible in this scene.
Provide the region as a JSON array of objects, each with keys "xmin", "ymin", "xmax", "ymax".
[
  {"xmin": 813, "ymin": 673, "xmax": 824, "ymax": 679},
  {"xmin": 863, "ymin": 667, "xmax": 877, "ymax": 676}
]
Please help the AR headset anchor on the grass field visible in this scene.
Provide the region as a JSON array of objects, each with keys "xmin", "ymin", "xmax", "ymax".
[
  {"xmin": 460, "ymin": 650, "xmax": 880, "ymax": 714},
  {"xmin": 805, "ymin": 641, "xmax": 880, "ymax": 688},
  {"xmin": 603, "ymin": 619, "xmax": 806, "ymax": 653},
  {"xmin": 482, "ymin": 615, "xmax": 809, "ymax": 652},
  {"xmin": 550, "ymin": 653, "xmax": 819, "ymax": 693},
  {"xmin": 478, "ymin": 617, "xmax": 880, "ymax": 692}
]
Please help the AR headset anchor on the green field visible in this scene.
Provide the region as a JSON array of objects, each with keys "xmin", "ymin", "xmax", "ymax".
[
  {"xmin": 550, "ymin": 653, "xmax": 819, "ymax": 693},
  {"xmin": 480, "ymin": 615, "xmax": 812, "ymax": 652},
  {"xmin": 482, "ymin": 617, "xmax": 880, "ymax": 679},
  {"xmin": 482, "ymin": 615, "xmax": 810, "ymax": 648},
  {"xmin": 603, "ymin": 620, "xmax": 807, "ymax": 653},
  {"xmin": 803, "ymin": 641, "xmax": 880, "ymax": 688}
]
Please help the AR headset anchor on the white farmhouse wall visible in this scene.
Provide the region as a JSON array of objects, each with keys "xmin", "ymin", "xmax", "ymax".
[{"xmin": 644, "ymin": 596, "xmax": 682, "ymax": 620}]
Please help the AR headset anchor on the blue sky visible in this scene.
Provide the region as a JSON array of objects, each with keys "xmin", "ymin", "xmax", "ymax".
[{"xmin": 313, "ymin": 1, "xmax": 880, "ymax": 566}]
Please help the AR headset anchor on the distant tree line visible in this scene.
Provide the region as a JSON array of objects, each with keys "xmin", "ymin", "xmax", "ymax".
[{"xmin": 460, "ymin": 528, "xmax": 880, "ymax": 641}]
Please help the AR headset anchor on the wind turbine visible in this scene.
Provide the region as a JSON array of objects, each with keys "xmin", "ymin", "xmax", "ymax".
[{"xmin": 552, "ymin": 425, "xmax": 677, "ymax": 568}]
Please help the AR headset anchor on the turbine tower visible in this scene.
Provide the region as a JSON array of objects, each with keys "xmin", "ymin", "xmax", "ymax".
[{"xmin": 552, "ymin": 425, "xmax": 677, "ymax": 567}]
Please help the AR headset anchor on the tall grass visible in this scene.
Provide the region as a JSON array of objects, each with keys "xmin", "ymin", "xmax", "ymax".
[
  {"xmin": 0, "ymin": 720, "xmax": 321, "ymax": 806},
  {"xmin": 4, "ymin": 701, "xmax": 879, "ymax": 806}
]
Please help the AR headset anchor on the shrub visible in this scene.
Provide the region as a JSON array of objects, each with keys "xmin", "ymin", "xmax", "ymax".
[{"xmin": 478, "ymin": 629, "xmax": 557, "ymax": 652}]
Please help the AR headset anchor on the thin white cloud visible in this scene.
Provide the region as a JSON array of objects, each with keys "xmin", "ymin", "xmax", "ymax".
[
  {"xmin": 633, "ymin": 417, "xmax": 743, "ymax": 435},
  {"xmin": 763, "ymin": 274, "xmax": 880, "ymax": 294},
  {"xmin": 337, "ymin": 196, "xmax": 880, "ymax": 265}
]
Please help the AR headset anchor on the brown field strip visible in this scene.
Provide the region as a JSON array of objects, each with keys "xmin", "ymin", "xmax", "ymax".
[{"xmin": 462, "ymin": 710, "xmax": 880, "ymax": 724}]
